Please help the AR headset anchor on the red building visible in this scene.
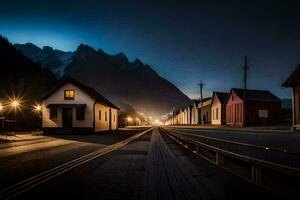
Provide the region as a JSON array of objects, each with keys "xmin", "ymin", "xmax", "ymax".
[
  {"xmin": 225, "ymin": 88, "xmax": 281, "ymax": 127},
  {"xmin": 282, "ymin": 65, "xmax": 300, "ymax": 131}
]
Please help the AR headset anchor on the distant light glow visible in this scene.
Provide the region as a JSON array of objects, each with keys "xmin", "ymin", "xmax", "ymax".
[
  {"xmin": 127, "ymin": 116, "xmax": 133, "ymax": 122},
  {"xmin": 154, "ymin": 119, "xmax": 162, "ymax": 125}
]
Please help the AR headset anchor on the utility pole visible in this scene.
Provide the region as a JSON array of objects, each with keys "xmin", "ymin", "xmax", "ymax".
[
  {"xmin": 198, "ymin": 81, "xmax": 205, "ymax": 125},
  {"xmin": 243, "ymin": 56, "xmax": 248, "ymax": 127}
]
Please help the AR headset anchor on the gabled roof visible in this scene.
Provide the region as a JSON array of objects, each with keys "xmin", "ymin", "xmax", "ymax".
[
  {"xmin": 192, "ymin": 99, "xmax": 200, "ymax": 105},
  {"xmin": 226, "ymin": 88, "xmax": 280, "ymax": 103},
  {"xmin": 212, "ymin": 92, "xmax": 228, "ymax": 104},
  {"xmin": 197, "ymin": 97, "xmax": 212, "ymax": 104},
  {"xmin": 282, "ymin": 65, "xmax": 300, "ymax": 87},
  {"xmin": 41, "ymin": 76, "xmax": 119, "ymax": 110}
]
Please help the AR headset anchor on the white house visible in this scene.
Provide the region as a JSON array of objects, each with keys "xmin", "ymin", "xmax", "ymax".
[
  {"xmin": 198, "ymin": 97, "xmax": 212, "ymax": 124},
  {"xmin": 191, "ymin": 100, "xmax": 200, "ymax": 124},
  {"xmin": 211, "ymin": 92, "xmax": 228, "ymax": 125},
  {"xmin": 41, "ymin": 77, "xmax": 119, "ymax": 134}
]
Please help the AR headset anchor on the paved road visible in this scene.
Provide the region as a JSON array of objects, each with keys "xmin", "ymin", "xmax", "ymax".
[
  {"xmin": 0, "ymin": 128, "xmax": 146, "ymax": 189},
  {"xmin": 165, "ymin": 126, "xmax": 300, "ymax": 168},
  {"xmin": 0, "ymin": 127, "xmax": 289, "ymax": 200}
]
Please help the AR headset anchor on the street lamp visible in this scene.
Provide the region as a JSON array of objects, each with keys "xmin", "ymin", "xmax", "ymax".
[
  {"xmin": 34, "ymin": 105, "xmax": 42, "ymax": 112},
  {"xmin": 136, "ymin": 117, "xmax": 140, "ymax": 126},
  {"xmin": 127, "ymin": 116, "xmax": 132, "ymax": 126},
  {"xmin": 34, "ymin": 104, "xmax": 42, "ymax": 131},
  {"xmin": 10, "ymin": 98, "xmax": 21, "ymax": 133}
]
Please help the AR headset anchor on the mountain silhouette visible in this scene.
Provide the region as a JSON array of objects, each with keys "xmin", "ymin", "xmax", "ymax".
[
  {"xmin": 14, "ymin": 43, "xmax": 73, "ymax": 75},
  {"xmin": 15, "ymin": 42, "xmax": 191, "ymax": 118}
]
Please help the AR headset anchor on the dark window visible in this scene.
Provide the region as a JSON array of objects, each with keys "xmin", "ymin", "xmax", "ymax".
[
  {"xmin": 50, "ymin": 108, "xmax": 57, "ymax": 119},
  {"xmin": 105, "ymin": 112, "xmax": 107, "ymax": 121},
  {"xmin": 113, "ymin": 114, "xmax": 115, "ymax": 122},
  {"xmin": 76, "ymin": 107, "xmax": 85, "ymax": 120},
  {"xmin": 99, "ymin": 110, "xmax": 101, "ymax": 120},
  {"xmin": 64, "ymin": 90, "xmax": 74, "ymax": 100},
  {"xmin": 216, "ymin": 108, "xmax": 218, "ymax": 120}
]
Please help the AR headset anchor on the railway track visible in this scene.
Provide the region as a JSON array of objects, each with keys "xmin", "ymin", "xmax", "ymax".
[
  {"xmin": 161, "ymin": 127, "xmax": 300, "ymax": 199},
  {"xmin": 0, "ymin": 128, "xmax": 153, "ymax": 200}
]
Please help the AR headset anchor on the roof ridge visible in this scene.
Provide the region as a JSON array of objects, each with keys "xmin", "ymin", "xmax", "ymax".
[{"xmin": 41, "ymin": 76, "xmax": 119, "ymax": 110}]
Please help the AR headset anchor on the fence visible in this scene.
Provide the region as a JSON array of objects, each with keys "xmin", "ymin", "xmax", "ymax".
[
  {"xmin": 161, "ymin": 128, "xmax": 300, "ymax": 198},
  {"xmin": 0, "ymin": 117, "xmax": 16, "ymax": 135}
]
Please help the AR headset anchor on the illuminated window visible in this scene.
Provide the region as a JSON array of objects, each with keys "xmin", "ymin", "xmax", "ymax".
[
  {"xmin": 50, "ymin": 108, "xmax": 57, "ymax": 119},
  {"xmin": 64, "ymin": 90, "xmax": 74, "ymax": 100}
]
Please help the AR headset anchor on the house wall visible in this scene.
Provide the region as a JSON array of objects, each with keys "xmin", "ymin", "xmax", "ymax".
[
  {"xmin": 94, "ymin": 104, "xmax": 118, "ymax": 132},
  {"xmin": 191, "ymin": 105, "xmax": 199, "ymax": 124},
  {"xmin": 202, "ymin": 105, "xmax": 211, "ymax": 123},
  {"xmin": 294, "ymin": 85, "xmax": 300, "ymax": 127},
  {"xmin": 183, "ymin": 109, "xmax": 187, "ymax": 124},
  {"xmin": 111, "ymin": 108, "xmax": 118, "ymax": 130},
  {"xmin": 183, "ymin": 108, "xmax": 191, "ymax": 124},
  {"xmin": 198, "ymin": 99, "xmax": 212, "ymax": 124},
  {"xmin": 211, "ymin": 96, "xmax": 226, "ymax": 125},
  {"xmin": 187, "ymin": 107, "xmax": 191, "ymax": 124},
  {"xmin": 211, "ymin": 101, "xmax": 221, "ymax": 125},
  {"xmin": 42, "ymin": 83, "xmax": 94, "ymax": 128},
  {"xmin": 226, "ymin": 92, "xmax": 244, "ymax": 127},
  {"xmin": 245, "ymin": 101, "xmax": 281, "ymax": 126},
  {"xmin": 226, "ymin": 91, "xmax": 281, "ymax": 127},
  {"xmin": 179, "ymin": 110, "xmax": 184, "ymax": 124}
]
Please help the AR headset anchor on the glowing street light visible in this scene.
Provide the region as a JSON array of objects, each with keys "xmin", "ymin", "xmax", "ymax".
[
  {"xmin": 34, "ymin": 105, "xmax": 42, "ymax": 112},
  {"xmin": 127, "ymin": 116, "xmax": 133, "ymax": 122},
  {"xmin": 11, "ymin": 99, "xmax": 20, "ymax": 108}
]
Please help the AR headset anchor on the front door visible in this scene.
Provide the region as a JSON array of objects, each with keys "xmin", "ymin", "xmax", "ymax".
[{"xmin": 62, "ymin": 108, "xmax": 73, "ymax": 128}]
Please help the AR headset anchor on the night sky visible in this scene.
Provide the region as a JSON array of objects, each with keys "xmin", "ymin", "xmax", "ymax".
[{"xmin": 1, "ymin": 0, "xmax": 300, "ymax": 99}]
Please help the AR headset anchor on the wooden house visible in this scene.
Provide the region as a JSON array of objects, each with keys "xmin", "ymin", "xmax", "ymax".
[
  {"xmin": 225, "ymin": 88, "xmax": 281, "ymax": 127},
  {"xmin": 211, "ymin": 92, "xmax": 228, "ymax": 125},
  {"xmin": 191, "ymin": 100, "xmax": 200, "ymax": 124},
  {"xmin": 182, "ymin": 106, "xmax": 192, "ymax": 124},
  {"xmin": 282, "ymin": 65, "xmax": 300, "ymax": 131},
  {"xmin": 41, "ymin": 77, "xmax": 119, "ymax": 133}
]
